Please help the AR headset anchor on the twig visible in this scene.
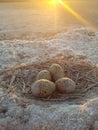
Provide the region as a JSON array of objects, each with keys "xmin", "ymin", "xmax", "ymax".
[
  {"xmin": 75, "ymin": 72, "xmax": 80, "ymax": 84},
  {"xmin": 83, "ymin": 82, "xmax": 98, "ymax": 93},
  {"xmin": 22, "ymin": 81, "xmax": 26, "ymax": 93},
  {"xmin": 0, "ymin": 83, "xmax": 17, "ymax": 104},
  {"xmin": 10, "ymin": 75, "xmax": 16, "ymax": 86}
]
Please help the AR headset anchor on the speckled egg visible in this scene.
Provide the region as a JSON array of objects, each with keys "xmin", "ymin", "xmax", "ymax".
[
  {"xmin": 31, "ymin": 79, "xmax": 55, "ymax": 98},
  {"xmin": 55, "ymin": 77, "xmax": 76, "ymax": 93},
  {"xmin": 36, "ymin": 70, "xmax": 51, "ymax": 81},
  {"xmin": 49, "ymin": 64, "xmax": 64, "ymax": 81}
]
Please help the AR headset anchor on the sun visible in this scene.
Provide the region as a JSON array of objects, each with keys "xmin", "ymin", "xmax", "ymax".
[{"xmin": 52, "ymin": 0, "xmax": 58, "ymax": 5}]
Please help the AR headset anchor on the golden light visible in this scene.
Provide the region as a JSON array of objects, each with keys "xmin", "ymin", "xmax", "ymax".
[
  {"xmin": 52, "ymin": 0, "xmax": 58, "ymax": 5},
  {"xmin": 58, "ymin": 0, "xmax": 89, "ymax": 26},
  {"xmin": 56, "ymin": 0, "xmax": 95, "ymax": 31}
]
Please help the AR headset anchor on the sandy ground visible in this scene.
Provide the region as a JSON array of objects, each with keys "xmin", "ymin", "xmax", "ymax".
[
  {"xmin": 0, "ymin": 27, "xmax": 98, "ymax": 130},
  {"xmin": 0, "ymin": 2, "xmax": 98, "ymax": 129},
  {"xmin": 0, "ymin": 2, "xmax": 98, "ymax": 69},
  {"xmin": 0, "ymin": 27, "xmax": 98, "ymax": 72}
]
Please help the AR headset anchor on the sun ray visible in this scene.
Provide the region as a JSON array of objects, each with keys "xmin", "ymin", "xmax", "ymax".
[{"xmin": 58, "ymin": 0, "xmax": 96, "ymax": 31}]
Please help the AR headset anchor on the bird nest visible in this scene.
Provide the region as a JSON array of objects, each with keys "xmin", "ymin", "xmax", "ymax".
[{"xmin": 0, "ymin": 55, "xmax": 98, "ymax": 105}]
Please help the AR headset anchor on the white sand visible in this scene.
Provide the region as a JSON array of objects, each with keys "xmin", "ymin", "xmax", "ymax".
[{"xmin": 0, "ymin": 27, "xmax": 98, "ymax": 71}]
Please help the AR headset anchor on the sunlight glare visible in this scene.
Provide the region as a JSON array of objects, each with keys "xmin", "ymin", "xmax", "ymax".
[
  {"xmin": 52, "ymin": 0, "xmax": 58, "ymax": 5},
  {"xmin": 58, "ymin": 0, "xmax": 95, "ymax": 31}
]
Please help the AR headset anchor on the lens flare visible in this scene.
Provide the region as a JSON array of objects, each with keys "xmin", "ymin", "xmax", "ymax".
[{"xmin": 57, "ymin": 0, "xmax": 95, "ymax": 31}]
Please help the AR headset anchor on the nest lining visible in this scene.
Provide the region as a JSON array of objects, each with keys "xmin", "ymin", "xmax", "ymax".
[{"xmin": 0, "ymin": 55, "xmax": 98, "ymax": 104}]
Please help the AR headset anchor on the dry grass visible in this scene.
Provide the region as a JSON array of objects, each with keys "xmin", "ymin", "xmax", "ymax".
[{"xmin": 0, "ymin": 55, "xmax": 98, "ymax": 104}]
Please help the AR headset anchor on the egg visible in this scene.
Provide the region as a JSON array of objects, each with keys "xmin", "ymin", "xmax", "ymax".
[
  {"xmin": 49, "ymin": 64, "xmax": 64, "ymax": 81},
  {"xmin": 31, "ymin": 79, "xmax": 55, "ymax": 98},
  {"xmin": 55, "ymin": 77, "xmax": 76, "ymax": 93},
  {"xmin": 36, "ymin": 70, "xmax": 51, "ymax": 81}
]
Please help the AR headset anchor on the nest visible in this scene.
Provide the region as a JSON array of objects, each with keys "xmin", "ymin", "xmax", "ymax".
[{"xmin": 0, "ymin": 55, "xmax": 98, "ymax": 105}]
